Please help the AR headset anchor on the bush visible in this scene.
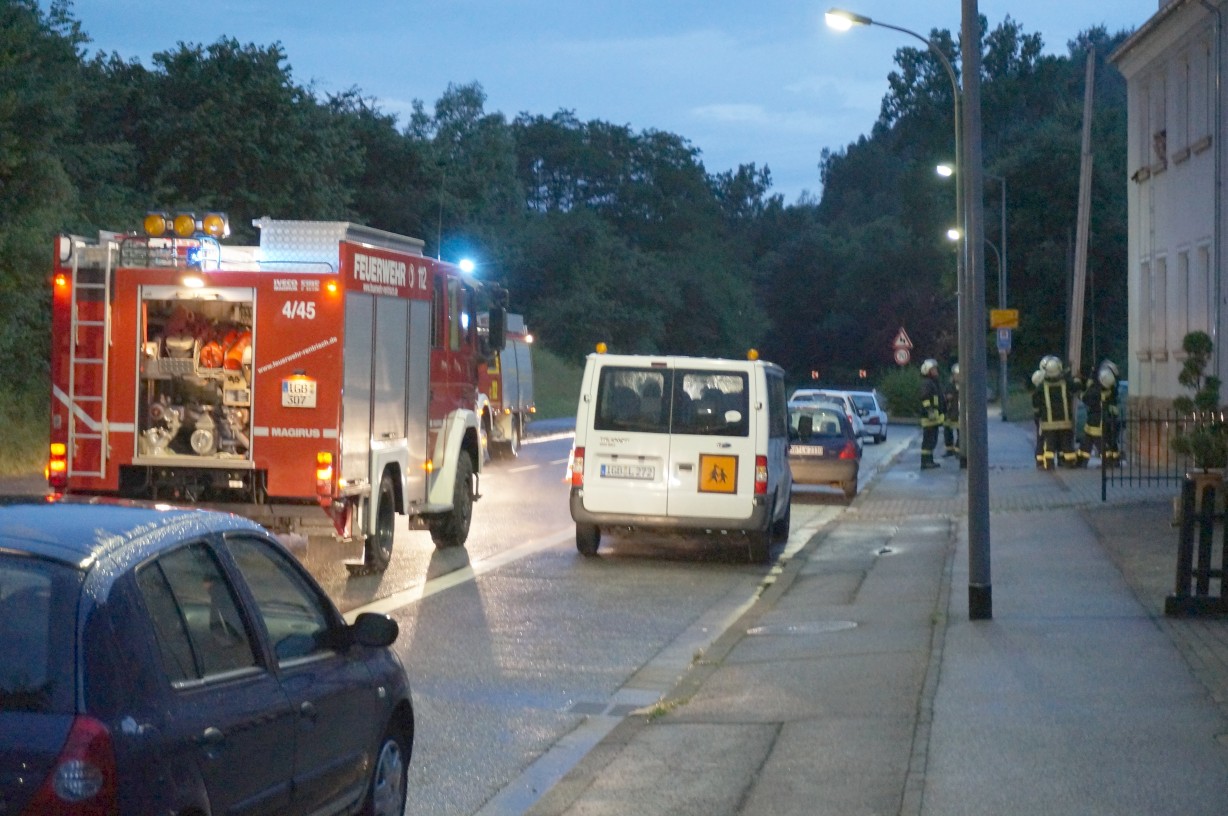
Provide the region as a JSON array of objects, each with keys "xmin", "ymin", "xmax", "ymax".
[
  {"xmin": 0, "ymin": 381, "xmax": 49, "ymax": 475},
  {"xmin": 877, "ymin": 366, "xmax": 923, "ymax": 418},
  {"xmin": 531, "ymin": 345, "xmax": 585, "ymax": 419}
]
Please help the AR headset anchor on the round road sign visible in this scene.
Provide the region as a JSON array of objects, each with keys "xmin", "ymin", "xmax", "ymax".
[{"xmin": 894, "ymin": 348, "xmax": 911, "ymax": 366}]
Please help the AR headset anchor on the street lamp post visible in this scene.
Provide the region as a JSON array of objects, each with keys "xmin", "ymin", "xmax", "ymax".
[
  {"xmin": 828, "ymin": 5, "xmax": 992, "ymax": 620},
  {"xmin": 826, "ymin": 7, "xmax": 967, "ymax": 463}
]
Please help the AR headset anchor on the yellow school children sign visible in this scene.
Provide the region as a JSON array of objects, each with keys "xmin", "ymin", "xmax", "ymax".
[{"xmin": 699, "ymin": 454, "xmax": 738, "ymax": 493}]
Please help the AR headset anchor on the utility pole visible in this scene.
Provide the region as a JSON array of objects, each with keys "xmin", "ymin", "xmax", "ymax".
[{"xmin": 1068, "ymin": 48, "xmax": 1096, "ymax": 379}]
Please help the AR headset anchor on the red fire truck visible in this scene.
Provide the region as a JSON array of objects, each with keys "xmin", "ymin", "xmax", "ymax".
[
  {"xmin": 478, "ymin": 313, "xmax": 535, "ymax": 459},
  {"xmin": 48, "ymin": 214, "xmax": 505, "ymax": 574}
]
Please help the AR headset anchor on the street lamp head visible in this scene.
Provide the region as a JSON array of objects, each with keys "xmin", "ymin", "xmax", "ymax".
[
  {"xmin": 936, "ymin": 163, "xmax": 955, "ymax": 177},
  {"xmin": 946, "ymin": 228, "xmax": 962, "ymax": 242},
  {"xmin": 825, "ymin": 8, "xmax": 872, "ymax": 31}
]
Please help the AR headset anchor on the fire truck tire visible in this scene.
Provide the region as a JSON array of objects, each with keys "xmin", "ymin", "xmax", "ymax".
[
  {"xmin": 576, "ymin": 523, "xmax": 600, "ymax": 556},
  {"xmin": 495, "ymin": 417, "xmax": 521, "ymax": 460},
  {"xmin": 351, "ymin": 473, "xmax": 397, "ymax": 575},
  {"xmin": 429, "ymin": 455, "xmax": 473, "ymax": 548}
]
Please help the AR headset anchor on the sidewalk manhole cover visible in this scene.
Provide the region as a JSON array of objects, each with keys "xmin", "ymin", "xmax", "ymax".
[{"xmin": 747, "ymin": 621, "xmax": 857, "ymax": 636}]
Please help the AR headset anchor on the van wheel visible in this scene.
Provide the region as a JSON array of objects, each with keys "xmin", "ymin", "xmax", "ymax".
[
  {"xmin": 748, "ymin": 529, "xmax": 771, "ymax": 564},
  {"xmin": 429, "ymin": 456, "xmax": 474, "ymax": 548},
  {"xmin": 576, "ymin": 524, "xmax": 600, "ymax": 556},
  {"xmin": 771, "ymin": 500, "xmax": 791, "ymax": 543},
  {"xmin": 841, "ymin": 480, "xmax": 858, "ymax": 500},
  {"xmin": 349, "ymin": 473, "xmax": 396, "ymax": 576}
]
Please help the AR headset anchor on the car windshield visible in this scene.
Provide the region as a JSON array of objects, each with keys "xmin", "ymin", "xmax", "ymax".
[
  {"xmin": 0, "ymin": 554, "xmax": 80, "ymax": 713},
  {"xmin": 789, "ymin": 408, "xmax": 845, "ymax": 440}
]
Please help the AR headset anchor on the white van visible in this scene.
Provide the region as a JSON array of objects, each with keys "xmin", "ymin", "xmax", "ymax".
[{"xmin": 569, "ymin": 351, "xmax": 792, "ymax": 562}]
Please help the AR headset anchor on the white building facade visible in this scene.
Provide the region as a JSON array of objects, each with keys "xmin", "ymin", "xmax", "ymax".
[{"xmin": 1111, "ymin": 0, "xmax": 1224, "ymax": 407}]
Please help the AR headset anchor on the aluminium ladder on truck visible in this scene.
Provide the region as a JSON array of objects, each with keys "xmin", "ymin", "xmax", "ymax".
[{"xmin": 58, "ymin": 239, "xmax": 117, "ymax": 479}]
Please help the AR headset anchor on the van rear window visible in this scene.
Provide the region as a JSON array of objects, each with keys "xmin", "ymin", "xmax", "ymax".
[{"xmin": 593, "ymin": 367, "xmax": 749, "ymax": 437}]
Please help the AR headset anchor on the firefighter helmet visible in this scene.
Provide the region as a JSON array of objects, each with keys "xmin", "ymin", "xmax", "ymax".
[
  {"xmin": 1031, "ymin": 369, "xmax": 1044, "ymax": 388},
  {"xmin": 921, "ymin": 358, "xmax": 938, "ymax": 377},
  {"xmin": 951, "ymin": 363, "xmax": 960, "ymax": 381},
  {"xmin": 1098, "ymin": 359, "xmax": 1119, "ymax": 389},
  {"xmin": 1041, "ymin": 355, "xmax": 1063, "ymax": 379}
]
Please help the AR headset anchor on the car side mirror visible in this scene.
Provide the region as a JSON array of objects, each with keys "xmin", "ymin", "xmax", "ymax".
[{"xmin": 350, "ymin": 612, "xmax": 399, "ymax": 647}]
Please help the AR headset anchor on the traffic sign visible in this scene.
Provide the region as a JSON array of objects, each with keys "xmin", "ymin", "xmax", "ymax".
[
  {"xmin": 990, "ymin": 309, "xmax": 1019, "ymax": 329},
  {"xmin": 996, "ymin": 328, "xmax": 1012, "ymax": 353},
  {"xmin": 892, "ymin": 327, "xmax": 913, "ymax": 350},
  {"xmin": 894, "ymin": 348, "xmax": 911, "ymax": 366}
]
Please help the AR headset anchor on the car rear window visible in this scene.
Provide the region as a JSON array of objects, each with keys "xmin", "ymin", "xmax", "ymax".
[
  {"xmin": 789, "ymin": 407, "xmax": 846, "ymax": 440},
  {"xmin": 593, "ymin": 367, "xmax": 750, "ymax": 437},
  {"xmin": 0, "ymin": 554, "xmax": 80, "ymax": 714},
  {"xmin": 851, "ymin": 394, "xmax": 877, "ymax": 412}
]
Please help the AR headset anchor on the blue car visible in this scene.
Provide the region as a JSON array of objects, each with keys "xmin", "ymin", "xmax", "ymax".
[{"xmin": 0, "ymin": 497, "xmax": 413, "ymax": 816}]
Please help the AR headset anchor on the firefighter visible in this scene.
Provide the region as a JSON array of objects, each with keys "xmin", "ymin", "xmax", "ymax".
[
  {"xmin": 1030, "ymin": 369, "xmax": 1045, "ymax": 468},
  {"xmin": 920, "ymin": 358, "xmax": 944, "ymax": 470},
  {"xmin": 1079, "ymin": 359, "xmax": 1121, "ymax": 467},
  {"xmin": 942, "ymin": 362, "xmax": 960, "ymax": 457},
  {"xmin": 1037, "ymin": 355, "xmax": 1079, "ymax": 469}
]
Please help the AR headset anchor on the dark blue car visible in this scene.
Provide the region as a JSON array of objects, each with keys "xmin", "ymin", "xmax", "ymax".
[{"xmin": 0, "ymin": 498, "xmax": 413, "ymax": 815}]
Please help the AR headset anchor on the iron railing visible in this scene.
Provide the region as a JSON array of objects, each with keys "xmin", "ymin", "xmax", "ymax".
[{"xmin": 1100, "ymin": 409, "xmax": 1228, "ymax": 500}]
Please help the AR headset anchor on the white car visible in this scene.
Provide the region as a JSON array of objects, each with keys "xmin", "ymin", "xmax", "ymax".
[
  {"xmin": 847, "ymin": 389, "xmax": 889, "ymax": 444},
  {"xmin": 791, "ymin": 389, "xmax": 867, "ymax": 441}
]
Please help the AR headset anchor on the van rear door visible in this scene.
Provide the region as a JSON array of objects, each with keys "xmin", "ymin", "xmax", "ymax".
[
  {"xmin": 579, "ymin": 363, "xmax": 671, "ymax": 516},
  {"xmin": 665, "ymin": 364, "xmax": 756, "ymax": 521}
]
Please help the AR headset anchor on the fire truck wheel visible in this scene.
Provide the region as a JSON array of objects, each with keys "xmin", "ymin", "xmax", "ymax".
[
  {"xmin": 352, "ymin": 473, "xmax": 397, "ymax": 575},
  {"xmin": 429, "ymin": 455, "xmax": 473, "ymax": 548},
  {"xmin": 576, "ymin": 523, "xmax": 600, "ymax": 556},
  {"xmin": 496, "ymin": 417, "xmax": 521, "ymax": 460}
]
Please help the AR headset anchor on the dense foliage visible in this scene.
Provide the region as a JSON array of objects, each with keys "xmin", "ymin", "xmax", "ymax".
[{"xmin": 1, "ymin": 1, "xmax": 1132, "ymax": 401}]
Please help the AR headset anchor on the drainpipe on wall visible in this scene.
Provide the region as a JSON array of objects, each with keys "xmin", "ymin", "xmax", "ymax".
[{"xmin": 1200, "ymin": 0, "xmax": 1222, "ymax": 376}]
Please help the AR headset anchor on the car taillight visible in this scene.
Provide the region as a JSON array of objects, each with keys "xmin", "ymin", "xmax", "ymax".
[
  {"xmin": 316, "ymin": 451, "xmax": 334, "ymax": 504},
  {"xmin": 47, "ymin": 442, "xmax": 68, "ymax": 492},
  {"xmin": 23, "ymin": 715, "xmax": 118, "ymax": 816},
  {"xmin": 865, "ymin": 416, "xmax": 881, "ymax": 426},
  {"xmin": 571, "ymin": 447, "xmax": 585, "ymax": 487},
  {"xmin": 754, "ymin": 455, "xmax": 768, "ymax": 495},
  {"xmin": 840, "ymin": 441, "xmax": 858, "ymax": 460}
]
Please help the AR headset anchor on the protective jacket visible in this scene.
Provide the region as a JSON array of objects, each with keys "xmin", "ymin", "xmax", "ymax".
[{"xmin": 920, "ymin": 376, "xmax": 944, "ymax": 428}]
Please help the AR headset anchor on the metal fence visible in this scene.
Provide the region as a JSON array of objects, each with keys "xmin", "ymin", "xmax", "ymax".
[{"xmin": 1100, "ymin": 409, "xmax": 1227, "ymax": 501}]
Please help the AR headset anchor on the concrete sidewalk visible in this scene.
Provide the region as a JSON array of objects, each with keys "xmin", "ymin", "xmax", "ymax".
[{"xmin": 527, "ymin": 413, "xmax": 1228, "ymax": 815}]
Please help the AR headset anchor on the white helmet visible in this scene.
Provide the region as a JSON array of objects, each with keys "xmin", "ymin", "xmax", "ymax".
[
  {"xmin": 1042, "ymin": 356, "xmax": 1063, "ymax": 378},
  {"xmin": 920, "ymin": 358, "xmax": 938, "ymax": 376},
  {"xmin": 1031, "ymin": 369, "xmax": 1044, "ymax": 388},
  {"xmin": 951, "ymin": 363, "xmax": 960, "ymax": 380},
  {"xmin": 1098, "ymin": 360, "xmax": 1119, "ymax": 389}
]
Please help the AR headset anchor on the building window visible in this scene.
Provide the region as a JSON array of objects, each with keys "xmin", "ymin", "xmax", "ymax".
[
  {"xmin": 1153, "ymin": 256, "xmax": 1169, "ymax": 357},
  {"xmin": 1179, "ymin": 250, "xmax": 1191, "ymax": 341},
  {"xmin": 1199, "ymin": 244, "xmax": 1213, "ymax": 335}
]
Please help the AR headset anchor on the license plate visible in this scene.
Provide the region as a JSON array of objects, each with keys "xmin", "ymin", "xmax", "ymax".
[
  {"xmin": 791, "ymin": 445, "xmax": 824, "ymax": 455},
  {"xmin": 601, "ymin": 463, "xmax": 655, "ymax": 480}
]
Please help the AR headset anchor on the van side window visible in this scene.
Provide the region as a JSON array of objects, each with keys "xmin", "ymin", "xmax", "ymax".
[
  {"xmin": 594, "ymin": 367, "xmax": 671, "ymax": 433},
  {"xmin": 673, "ymin": 371, "xmax": 749, "ymax": 437},
  {"xmin": 767, "ymin": 374, "xmax": 787, "ymax": 438}
]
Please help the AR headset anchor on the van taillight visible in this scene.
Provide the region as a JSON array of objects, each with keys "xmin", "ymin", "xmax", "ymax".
[
  {"xmin": 47, "ymin": 442, "xmax": 68, "ymax": 492},
  {"xmin": 23, "ymin": 715, "xmax": 117, "ymax": 816},
  {"xmin": 754, "ymin": 455, "xmax": 768, "ymax": 495},
  {"xmin": 571, "ymin": 447, "xmax": 585, "ymax": 487},
  {"xmin": 316, "ymin": 452, "xmax": 334, "ymax": 504}
]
